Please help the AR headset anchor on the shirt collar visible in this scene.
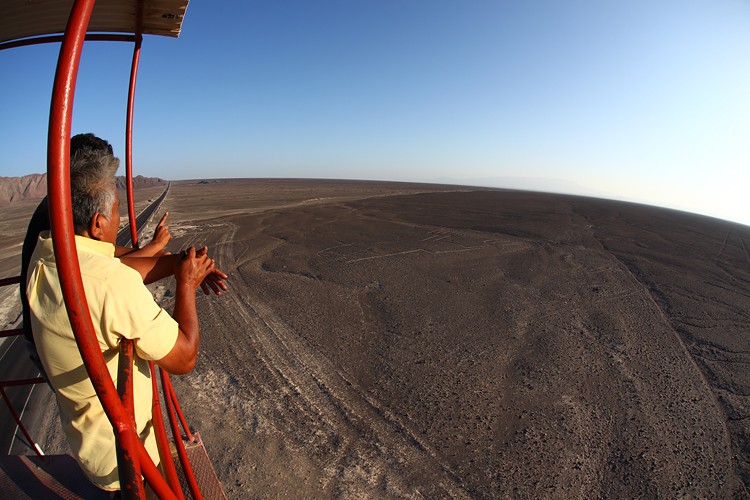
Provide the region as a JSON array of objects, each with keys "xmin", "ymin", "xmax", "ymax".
[{"xmin": 38, "ymin": 231, "xmax": 116, "ymax": 259}]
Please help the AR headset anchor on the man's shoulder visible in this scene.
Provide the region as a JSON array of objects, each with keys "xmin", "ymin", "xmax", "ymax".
[
  {"xmin": 97, "ymin": 255, "xmax": 143, "ymax": 285},
  {"xmin": 78, "ymin": 247, "xmax": 140, "ymax": 286}
]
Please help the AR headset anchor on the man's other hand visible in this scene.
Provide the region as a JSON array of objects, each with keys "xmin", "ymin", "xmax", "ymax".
[
  {"xmin": 175, "ymin": 246, "xmax": 215, "ymax": 290},
  {"xmin": 200, "ymin": 270, "xmax": 229, "ymax": 296},
  {"xmin": 196, "ymin": 246, "xmax": 228, "ymax": 296}
]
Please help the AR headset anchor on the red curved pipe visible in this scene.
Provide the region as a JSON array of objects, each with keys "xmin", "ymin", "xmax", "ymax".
[
  {"xmin": 150, "ymin": 363, "xmax": 185, "ymax": 499},
  {"xmin": 125, "ymin": 35, "xmax": 142, "ymax": 248},
  {"xmin": 0, "ymin": 34, "xmax": 137, "ymax": 52},
  {"xmin": 166, "ymin": 373, "xmax": 195, "ymax": 442},
  {"xmin": 47, "ymin": 1, "xmax": 146, "ymax": 496},
  {"xmin": 48, "ymin": 1, "xmax": 199, "ymax": 497},
  {"xmin": 139, "ymin": 443, "xmax": 178, "ymax": 500},
  {"xmin": 161, "ymin": 368, "xmax": 203, "ymax": 500},
  {"xmin": 48, "ymin": 0, "xmax": 120, "ymax": 428},
  {"xmin": 117, "ymin": 339, "xmax": 136, "ymax": 423}
]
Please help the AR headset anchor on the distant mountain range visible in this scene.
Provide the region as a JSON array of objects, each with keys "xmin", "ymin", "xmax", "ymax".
[{"xmin": 0, "ymin": 174, "xmax": 166, "ymax": 204}]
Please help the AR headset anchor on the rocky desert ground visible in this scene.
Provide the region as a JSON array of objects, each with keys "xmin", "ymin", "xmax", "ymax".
[{"xmin": 1, "ymin": 179, "xmax": 748, "ymax": 498}]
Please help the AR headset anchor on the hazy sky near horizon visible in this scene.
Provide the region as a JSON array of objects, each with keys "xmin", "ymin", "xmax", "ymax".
[{"xmin": 1, "ymin": 1, "xmax": 748, "ymax": 225}]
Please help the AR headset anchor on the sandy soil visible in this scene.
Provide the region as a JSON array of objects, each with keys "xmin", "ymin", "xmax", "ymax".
[{"xmin": 1, "ymin": 179, "xmax": 748, "ymax": 498}]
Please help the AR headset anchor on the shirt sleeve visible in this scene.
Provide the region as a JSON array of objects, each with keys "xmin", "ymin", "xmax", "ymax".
[{"xmin": 102, "ymin": 263, "xmax": 179, "ymax": 361}]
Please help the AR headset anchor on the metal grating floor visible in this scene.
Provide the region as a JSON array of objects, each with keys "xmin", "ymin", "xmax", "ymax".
[
  {"xmin": 0, "ymin": 432, "xmax": 226, "ymax": 499},
  {"xmin": 0, "ymin": 454, "xmax": 110, "ymax": 499},
  {"xmin": 174, "ymin": 432, "xmax": 227, "ymax": 500}
]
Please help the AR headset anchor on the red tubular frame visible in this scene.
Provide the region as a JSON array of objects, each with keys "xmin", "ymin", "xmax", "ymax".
[
  {"xmin": 41, "ymin": 1, "xmax": 204, "ymax": 497},
  {"xmin": 0, "ymin": 378, "xmax": 46, "ymax": 388},
  {"xmin": 47, "ymin": 1, "xmax": 149, "ymax": 497},
  {"xmin": 125, "ymin": 33, "xmax": 142, "ymax": 248},
  {"xmin": 150, "ymin": 363, "xmax": 185, "ymax": 499},
  {"xmin": 0, "ymin": 386, "xmax": 46, "ymax": 458},
  {"xmin": 117, "ymin": 340, "xmax": 136, "ymax": 422},
  {"xmin": 138, "ymin": 446, "xmax": 178, "ymax": 499},
  {"xmin": 160, "ymin": 368, "xmax": 202, "ymax": 500},
  {"xmin": 0, "ymin": 279, "xmax": 45, "ymax": 458},
  {"xmin": 167, "ymin": 375, "xmax": 195, "ymax": 443},
  {"xmin": 0, "ymin": 34, "xmax": 136, "ymax": 51},
  {"xmin": 0, "ymin": 276, "xmax": 21, "ymax": 286},
  {"xmin": 0, "ymin": 328, "xmax": 24, "ymax": 338}
]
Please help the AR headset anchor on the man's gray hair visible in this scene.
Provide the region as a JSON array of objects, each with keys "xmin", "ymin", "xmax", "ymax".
[{"xmin": 70, "ymin": 149, "xmax": 120, "ymax": 234}]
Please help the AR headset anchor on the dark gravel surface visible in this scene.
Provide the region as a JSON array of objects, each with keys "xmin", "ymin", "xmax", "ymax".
[{"xmin": 3, "ymin": 180, "xmax": 748, "ymax": 498}]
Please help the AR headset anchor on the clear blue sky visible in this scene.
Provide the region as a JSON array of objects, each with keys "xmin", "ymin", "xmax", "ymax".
[{"xmin": 1, "ymin": 1, "xmax": 749, "ymax": 225}]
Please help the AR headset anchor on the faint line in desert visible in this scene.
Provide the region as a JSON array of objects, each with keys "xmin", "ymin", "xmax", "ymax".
[
  {"xmin": 737, "ymin": 232, "xmax": 750, "ymax": 267},
  {"xmin": 420, "ymin": 234, "xmax": 449, "ymax": 242},
  {"xmin": 433, "ymin": 246, "xmax": 490, "ymax": 254},
  {"xmin": 318, "ymin": 243, "xmax": 353, "ymax": 255},
  {"xmin": 716, "ymin": 231, "xmax": 729, "ymax": 259},
  {"xmin": 346, "ymin": 249, "xmax": 423, "ymax": 263}
]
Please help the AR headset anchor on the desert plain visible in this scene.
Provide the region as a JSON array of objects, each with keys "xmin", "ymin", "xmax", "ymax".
[{"xmin": 0, "ymin": 179, "xmax": 748, "ymax": 498}]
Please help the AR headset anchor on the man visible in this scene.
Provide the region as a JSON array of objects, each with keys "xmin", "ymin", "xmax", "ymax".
[
  {"xmin": 19, "ymin": 133, "xmax": 174, "ymax": 378},
  {"xmin": 26, "ymin": 143, "xmax": 226, "ymax": 491}
]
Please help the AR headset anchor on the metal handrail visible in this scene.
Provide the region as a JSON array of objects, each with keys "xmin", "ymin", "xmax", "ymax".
[
  {"xmin": 0, "ymin": 277, "xmax": 45, "ymax": 459},
  {"xmin": 0, "ymin": 386, "xmax": 46, "ymax": 458},
  {"xmin": 161, "ymin": 368, "xmax": 203, "ymax": 499},
  {"xmin": 0, "ymin": 328, "xmax": 24, "ymax": 338},
  {"xmin": 11, "ymin": 0, "xmax": 206, "ymax": 496},
  {"xmin": 150, "ymin": 363, "xmax": 186, "ymax": 499},
  {"xmin": 167, "ymin": 374, "xmax": 195, "ymax": 443},
  {"xmin": 125, "ymin": 30, "xmax": 143, "ymax": 249},
  {"xmin": 0, "ymin": 276, "xmax": 21, "ymax": 287},
  {"xmin": 47, "ymin": 1, "xmax": 153, "ymax": 497},
  {"xmin": 0, "ymin": 33, "xmax": 137, "ymax": 52}
]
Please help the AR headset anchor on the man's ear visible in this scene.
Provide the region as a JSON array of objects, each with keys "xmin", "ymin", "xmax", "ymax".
[{"xmin": 88, "ymin": 213, "xmax": 105, "ymax": 240}]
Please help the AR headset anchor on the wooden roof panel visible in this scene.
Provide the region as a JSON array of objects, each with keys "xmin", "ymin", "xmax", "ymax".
[{"xmin": 1, "ymin": 0, "xmax": 189, "ymax": 44}]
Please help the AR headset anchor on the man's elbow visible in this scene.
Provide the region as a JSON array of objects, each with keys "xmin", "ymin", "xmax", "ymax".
[
  {"xmin": 156, "ymin": 332, "xmax": 198, "ymax": 374},
  {"xmin": 163, "ymin": 358, "xmax": 195, "ymax": 375}
]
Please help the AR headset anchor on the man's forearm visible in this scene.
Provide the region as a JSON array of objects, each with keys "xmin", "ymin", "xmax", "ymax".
[
  {"xmin": 153, "ymin": 246, "xmax": 213, "ymax": 375},
  {"xmin": 115, "ymin": 245, "xmax": 133, "ymax": 257},
  {"xmin": 172, "ymin": 281, "xmax": 200, "ymax": 368},
  {"xmin": 120, "ymin": 254, "xmax": 180, "ymax": 284},
  {"xmin": 116, "ymin": 242, "xmax": 167, "ymax": 258}
]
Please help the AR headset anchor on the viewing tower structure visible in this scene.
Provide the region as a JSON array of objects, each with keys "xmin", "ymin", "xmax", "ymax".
[{"xmin": 0, "ymin": 1, "xmax": 225, "ymax": 497}]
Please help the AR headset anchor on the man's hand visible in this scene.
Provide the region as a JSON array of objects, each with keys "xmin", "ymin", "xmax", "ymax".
[
  {"xmin": 160, "ymin": 246, "xmax": 213, "ymax": 375},
  {"xmin": 174, "ymin": 246, "xmax": 215, "ymax": 291},
  {"xmin": 120, "ymin": 212, "xmax": 172, "ymax": 258},
  {"xmin": 200, "ymin": 270, "xmax": 229, "ymax": 296},
  {"xmin": 196, "ymin": 246, "xmax": 228, "ymax": 295},
  {"xmin": 150, "ymin": 212, "xmax": 172, "ymax": 252}
]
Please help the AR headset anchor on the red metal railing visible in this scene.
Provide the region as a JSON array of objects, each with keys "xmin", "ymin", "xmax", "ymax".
[
  {"xmin": 45, "ymin": 1, "xmax": 203, "ymax": 498},
  {"xmin": 0, "ymin": 34, "xmax": 137, "ymax": 52},
  {"xmin": 151, "ymin": 363, "xmax": 185, "ymax": 499},
  {"xmin": 0, "ymin": 270, "xmax": 46, "ymax": 460},
  {"xmin": 47, "ymin": 0, "xmax": 151, "ymax": 496},
  {"xmin": 0, "ymin": 1, "xmax": 205, "ymax": 497},
  {"xmin": 125, "ymin": 29, "xmax": 142, "ymax": 249},
  {"xmin": 161, "ymin": 369, "xmax": 202, "ymax": 499}
]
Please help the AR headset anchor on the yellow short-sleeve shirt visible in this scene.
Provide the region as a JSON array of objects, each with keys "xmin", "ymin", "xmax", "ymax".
[{"xmin": 26, "ymin": 232, "xmax": 179, "ymax": 491}]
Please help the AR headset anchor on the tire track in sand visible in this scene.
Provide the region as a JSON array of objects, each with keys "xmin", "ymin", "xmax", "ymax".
[
  {"xmin": 716, "ymin": 231, "xmax": 729, "ymax": 260},
  {"xmin": 208, "ymin": 220, "xmax": 469, "ymax": 497}
]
